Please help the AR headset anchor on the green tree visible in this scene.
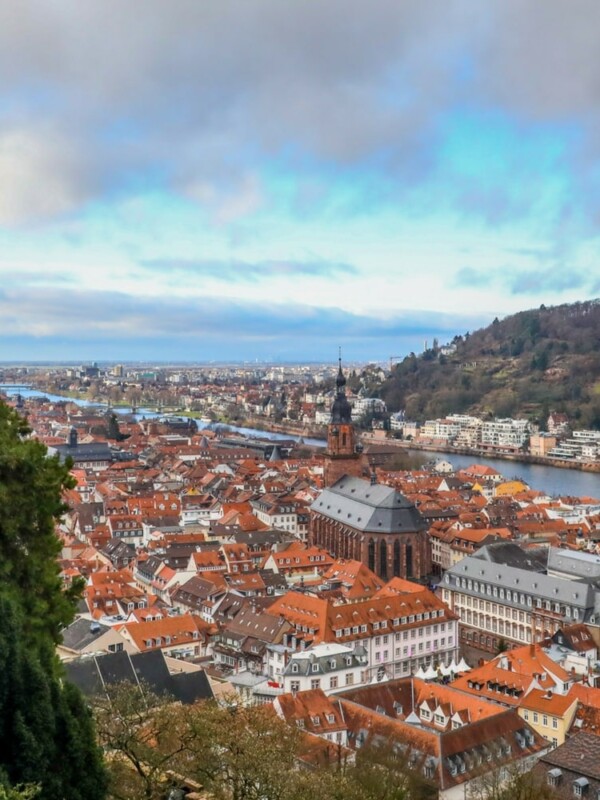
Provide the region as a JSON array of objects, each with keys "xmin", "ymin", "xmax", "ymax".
[
  {"xmin": 0, "ymin": 402, "xmax": 107, "ymax": 799},
  {"xmin": 105, "ymin": 412, "xmax": 123, "ymax": 441},
  {"xmin": 0, "ymin": 598, "xmax": 107, "ymax": 800},
  {"xmin": 0, "ymin": 402, "xmax": 83, "ymax": 647},
  {"xmin": 0, "ymin": 785, "xmax": 40, "ymax": 800}
]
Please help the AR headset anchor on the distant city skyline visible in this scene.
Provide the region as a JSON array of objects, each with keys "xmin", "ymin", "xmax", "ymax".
[{"xmin": 1, "ymin": 2, "xmax": 600, "ymax": 361}]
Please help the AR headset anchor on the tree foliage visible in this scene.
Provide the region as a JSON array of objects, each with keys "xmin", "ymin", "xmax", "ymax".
[
  {"xmin": 467, "ymin": 762, "xmax": 555, "ymax": 800},
  {"xmin": 0, "ymin": 402, "xmax": 82, "ymax": 647},
  {"xmin": 96, "ymin": 685, "xmax": 438, "ymax": 800},
  {"xmin": 0, "ymin": 598, "xmax": 107, "ymax": 800},
  {"xmin": 378, "ymin": 299, "xmax": 600, "ymax": 425},
  {"xmin": 0, "ymin": 401, "xmax": 107, "ymax": 799}
]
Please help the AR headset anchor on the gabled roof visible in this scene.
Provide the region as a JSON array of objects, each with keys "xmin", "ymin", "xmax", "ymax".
[
  {"xmin": 61, "ymin": 617, "xmax": 112, "ymax": 651},
  {"xmin": 539, "ymin": 731, "xmax": 600, "ymax": 781},
  {"xmin": 311, "ymin": 476, "xmax": 426, "ymax": 534},
  {"xmin": 64, "ymin": 649, "xmax": 213, "ymax": 704}
]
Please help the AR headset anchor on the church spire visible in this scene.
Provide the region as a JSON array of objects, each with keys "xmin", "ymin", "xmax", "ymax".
[
  {"xmin": 324, "ymin": 349, "xmax": 361, "ymax": 486},
  {"xmin": 336, "ymin": 347, "xmax": 346, "ymax": 393},
  {"xmin": 330, "ymin": 350, "xmax": 352, "ymax": 424}
]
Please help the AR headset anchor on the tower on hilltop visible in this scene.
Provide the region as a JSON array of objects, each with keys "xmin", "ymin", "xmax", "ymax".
[{"xmin": 323, "ymin": 353, "xmax": 362, "ymax": 487}]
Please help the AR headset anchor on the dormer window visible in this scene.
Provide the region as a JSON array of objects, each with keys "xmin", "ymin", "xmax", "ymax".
[
  {"xmin": 312, "ymin": 715, "xmax": 320, "ymax": 726},
  {"xmin": 312, "ymin": 663, "xmax": 319, "ymax": 673},
  {"xmin": 291, "ymin": 663, "xmax": 299, "ymax": 673}
]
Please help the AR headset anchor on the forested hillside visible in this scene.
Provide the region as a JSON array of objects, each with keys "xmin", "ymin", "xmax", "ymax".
[{"xmin": 379, "ymin": 300, "xmax": 600, "ymax": 427}]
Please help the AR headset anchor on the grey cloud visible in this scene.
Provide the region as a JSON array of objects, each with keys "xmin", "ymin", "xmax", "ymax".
[
  {"xmin": 0, "ymin": 270, "xmax": 76, "ymax": 287},
  {"xmin": 0, "ymin": 287, "xmax": 487, "ymax": 345},
  {"xmin": 454, "ymin": 264, "xmax": 595, "ymax": 296},
  {"xmin": 506, "ymin": 268, "xmax": 591, "ymax": 296},
  {"xmin": 137, "ymin": 258, "xmax": 358, "ymax": 282},
  {"xmin": 453, "ymin": 267, "xmax": 493, "ymax": 288},
  {"xmin": 2, "ymin": 1, "xmax": 600, "ymax": 229}
]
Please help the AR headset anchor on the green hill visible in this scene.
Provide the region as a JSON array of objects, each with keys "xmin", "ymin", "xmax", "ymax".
[{"xmin": 379, "ymin": 299, "xmax": 600, "ymax": 428}]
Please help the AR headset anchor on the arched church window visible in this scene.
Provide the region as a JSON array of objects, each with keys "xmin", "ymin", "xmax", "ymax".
[
  {"xmin": 393, "ymin": 539, "xmax": 401, "ymax": 578},
  {"xmin": 368, "ymin": 538, "xmax": 376, "ymax": 573},
  {"xmin": 405, "ymin": 543, "xmax": 413, "ymax": 578},
  {"xmin": 380, "ymin": 539, "xmax": 388, "ymax": 581}
]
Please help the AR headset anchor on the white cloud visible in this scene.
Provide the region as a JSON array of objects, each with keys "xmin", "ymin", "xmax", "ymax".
[
  {"xmin": 183, "ymin": 172, "xmax": 266, "ymax": 225},
  {"xmin": 0, "ymin": 127, "xmax": 90, "ymax": 226}
]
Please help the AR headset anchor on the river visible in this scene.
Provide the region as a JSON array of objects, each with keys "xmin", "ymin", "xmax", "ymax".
[
  {"xmin": 2, "ymin": 384, "xmax": 599, "ymax": 498},
  {"xmin": 405, "ymin": 448, "xmax": 600, "ymax": 499},
  {"xmin": 0, "ymin": 385, "xmax": 327, "ymax": 448}
]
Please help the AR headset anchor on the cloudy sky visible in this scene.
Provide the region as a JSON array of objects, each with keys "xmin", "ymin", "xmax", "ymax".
[{"xmin": 2, "ymin": 1, "xmax": 600, "ymax": 363}]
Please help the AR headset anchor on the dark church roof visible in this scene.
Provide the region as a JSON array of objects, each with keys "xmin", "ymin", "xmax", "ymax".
[
  {"xmin": 50, "ymin": 441, "xmax": 112, "ymax": 464},
  {"xmin": 311, "ymin": 476, "xmax": 426, "ymax": 534},
  {"xmin": 65, "ymin": 649, "xmax": 214, "ymax": 704}
]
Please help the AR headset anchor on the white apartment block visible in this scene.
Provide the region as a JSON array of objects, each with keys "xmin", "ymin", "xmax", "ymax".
[
  {"xmin": 481, "ymin": 418, "xmax": 531, "ymax": 449},
  {"xmin": 281, "ymin": 643, "xmax": 368, "ymax": 694}
]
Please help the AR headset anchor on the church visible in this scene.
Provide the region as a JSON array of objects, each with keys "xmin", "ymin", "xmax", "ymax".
[{"xmin": 309, "ymin": 359, "xmax": 431, "ymax": 582}]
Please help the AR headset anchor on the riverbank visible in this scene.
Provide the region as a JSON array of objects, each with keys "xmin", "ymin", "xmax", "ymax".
[
  {"xmin": 360, "ymin": 435, "xmax": 600, "ymax": 476},
  {"xmin": 3, "ymin": 384, "xmax": 599, "ymax": 496},
  {"xmin": 4, "ymin": 382, "xmax": 600, "ymax": 479}
]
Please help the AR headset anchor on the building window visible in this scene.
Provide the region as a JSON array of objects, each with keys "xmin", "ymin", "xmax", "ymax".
[
  {"xmin": 368, "ymin": 539, "xmax": 375, "ymax": 573},
  {"xmin": 380, "ymin": 539, "xmax": 388, "ymax": 581},
  {"xmin": 405, "ymin": 543, "xmax": 413, "ymax": 578},
  {"xmin": 573, "ymin": 779, "xmax": 589, "ymax": 797},
  {"xmin": 290, "ymin": 681, "xmax": 300, "ymax": 692},
  {"xmin": 393, "ymin": 539, "xmax": 401, "ymax": 578},
  {"xmin": 329, "ymin": 676, "xmax": 338, "ymax": 689},
  {"xmin": 310, "ymin": 679, "xmax": 320, "ymax": 690}
]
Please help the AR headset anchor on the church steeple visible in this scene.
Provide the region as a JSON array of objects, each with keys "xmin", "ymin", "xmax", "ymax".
[
  {"xmin": 324, "ymin": 351, "xmax": 362, "ymax": 486},
  {"xmin": 330, "ymin": 350, "xmax": 352, "ymax": 425},
  {"xmin": 336, "ymin": 349, "xmax": 346, "ymax": 391}
]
